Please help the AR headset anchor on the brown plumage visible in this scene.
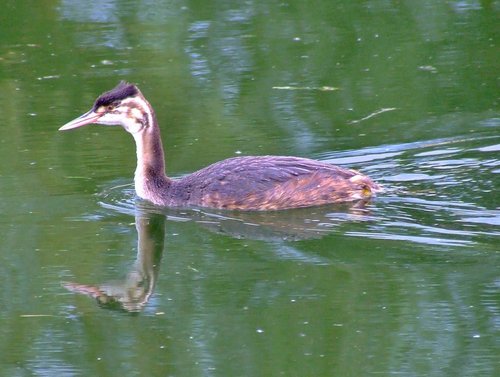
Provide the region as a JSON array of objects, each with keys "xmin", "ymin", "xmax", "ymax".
[{"xmin": 59, "ymin": 82, "xmax": 381, "ymax": 211}]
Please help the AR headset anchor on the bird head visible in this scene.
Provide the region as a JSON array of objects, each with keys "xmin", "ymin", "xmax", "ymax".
[{"xmin": 59, "ymin": 81, "xmax": 151, "ymax": 134}]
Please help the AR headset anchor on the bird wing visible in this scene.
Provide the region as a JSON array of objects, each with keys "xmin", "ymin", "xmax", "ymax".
[{"xmin": 174, "ymin": 156, "xmax": 362, "ymax": 209}]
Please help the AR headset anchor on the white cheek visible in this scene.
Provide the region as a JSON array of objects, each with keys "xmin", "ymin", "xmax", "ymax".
[
  {"xmin": 98, "ymin": 113, "xmax": 123, "ymax": 126},
  {"xmin": 131, "ymin": 108, "xmax": 143, "ymax": 119},
  {"xmin": 122, "ymin": 118, "xmax": 143, "ymax": 134}
]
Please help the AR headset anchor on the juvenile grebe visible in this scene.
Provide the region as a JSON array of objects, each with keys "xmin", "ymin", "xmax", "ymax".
[{"xmin": 59, "ymin": 81, "xmax": 381, "ymax": 211}]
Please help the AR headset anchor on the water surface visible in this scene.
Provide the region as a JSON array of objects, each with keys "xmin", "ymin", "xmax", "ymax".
[{"xmin": 0, "ymin": 1, "xmax": 498, "ymax": 376}]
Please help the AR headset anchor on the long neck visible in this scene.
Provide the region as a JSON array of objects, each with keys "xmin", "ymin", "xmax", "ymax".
[{"xmin": 130, "ymin": 96, "xmax": 171, "ymax": 202}]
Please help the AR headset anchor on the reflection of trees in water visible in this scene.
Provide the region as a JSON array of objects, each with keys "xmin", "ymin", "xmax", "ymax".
[{"xmin": 54, "ymin": 0, "xmax": 497, "ymax": 161}]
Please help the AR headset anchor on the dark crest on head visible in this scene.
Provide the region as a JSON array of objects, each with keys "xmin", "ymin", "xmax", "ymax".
[{"xmin": 93, "ymin": 81, "xmax": 139, "ymax": 110}]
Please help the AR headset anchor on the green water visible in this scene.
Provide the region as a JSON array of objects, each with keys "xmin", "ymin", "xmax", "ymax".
[{"xmin": 0, "ymin": 1, "xmax": 498, "ymax": 376}]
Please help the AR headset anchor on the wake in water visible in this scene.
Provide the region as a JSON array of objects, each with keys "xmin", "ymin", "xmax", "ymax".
[{"xmin": 94, "ymin": 133, "xmax": 499, "ymax": 249}]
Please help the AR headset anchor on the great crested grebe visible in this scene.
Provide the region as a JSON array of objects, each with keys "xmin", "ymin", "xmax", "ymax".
[{"xmin": 59, "ymin": 81, "xmax": 381, "ymax": 211}]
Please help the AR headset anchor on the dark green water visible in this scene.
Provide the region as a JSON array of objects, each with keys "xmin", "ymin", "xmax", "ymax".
[{"xmin": 0, "ymin": 1, "xmax": 498, "ymax": 376}]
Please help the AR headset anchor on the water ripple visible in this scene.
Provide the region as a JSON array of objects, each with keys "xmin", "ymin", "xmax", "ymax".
[{"xmin": 94, "ymin": 133, "xmax": 498, "ymax": 248}]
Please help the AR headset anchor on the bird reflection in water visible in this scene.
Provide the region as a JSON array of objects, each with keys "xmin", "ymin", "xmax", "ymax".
[
  {"xmin": 63, "ymin": 199, "xmax": 374, "ymax": 312},
  {"xmin": 188, "ymin": 200, "xmax": 374, "ymax": 241},
  {"xmin": 64, "ymin": 212, "xmax": 165, "ymax": 313}
]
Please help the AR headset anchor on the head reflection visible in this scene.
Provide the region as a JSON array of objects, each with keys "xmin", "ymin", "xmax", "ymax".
[{"xmin": 64, "ymin": 212, "xmax": 165, "ymax": 313}]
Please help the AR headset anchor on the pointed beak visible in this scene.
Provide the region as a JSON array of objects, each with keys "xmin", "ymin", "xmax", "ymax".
[{"xmin": 59, "ymin": 109, "xmax": 101, "ymax": 131}]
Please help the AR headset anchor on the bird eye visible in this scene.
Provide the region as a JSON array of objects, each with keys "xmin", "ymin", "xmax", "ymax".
[{"xmin": 107, "ymin": 105, "xmax": 114, "ymax": 111}]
